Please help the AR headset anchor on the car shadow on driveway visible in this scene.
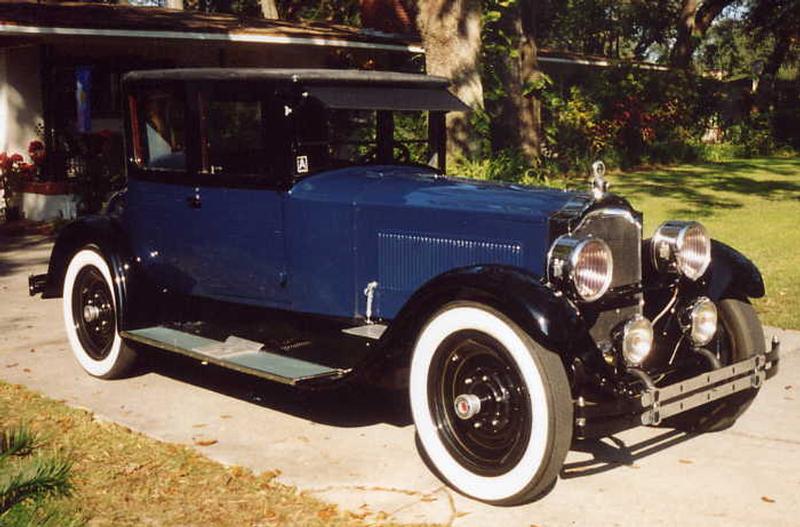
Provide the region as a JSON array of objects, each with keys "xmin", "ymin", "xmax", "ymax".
[
  {"xmin": 561, "ymin": 429, "xmax": 698, "ymax": 479},
  {"xmin": 136, "ymin": 347, "xmax": 414, "ymax": 429}
]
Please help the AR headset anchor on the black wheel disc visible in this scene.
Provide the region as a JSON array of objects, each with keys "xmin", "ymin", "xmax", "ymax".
[
  {"xmin": 72, "ymin": 265, "xmax": 116, "ymax": 360},
  {"xmin": 428, "ymin": 330, "xmax": 531, "ymax": 477}
]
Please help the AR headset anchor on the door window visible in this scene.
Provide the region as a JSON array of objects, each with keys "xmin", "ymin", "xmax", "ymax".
[
  {"xmin": 139, "ymin": 92, "xmax": 186, "ymax": 171},
  {"xmin": 203, "ymin": 95, "xmax": 273, "ymax": 178}
]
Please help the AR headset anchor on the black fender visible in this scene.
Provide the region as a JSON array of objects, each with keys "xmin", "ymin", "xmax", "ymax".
[
  {"xmin": 376, "ymin": 265, "xmax": 597, "ymax": 372},
  {"xmin": 703, "ymin": 240, "xmax": 765, "ymax": 300},
  {"xmin": 41, "ymin": 214, "xmax": 157, "ymax": 330}
]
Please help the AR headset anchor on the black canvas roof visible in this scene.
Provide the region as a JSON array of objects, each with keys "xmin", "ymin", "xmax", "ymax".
[
  {"xmin": 124, "ymin": 68, "xmax": 448, "ymax": 88},
  {"xmin": 123, "ymin": 68, "xmax": 469, "ymax": 112}
]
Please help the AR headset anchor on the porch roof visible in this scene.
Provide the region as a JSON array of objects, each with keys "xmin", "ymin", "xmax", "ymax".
[{"xmin": 0, "ymin": 1, "xmax": 423, "ymax": 53}]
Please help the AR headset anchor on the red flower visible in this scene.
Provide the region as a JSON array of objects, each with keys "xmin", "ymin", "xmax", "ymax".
[
  {"xmin": 9, "ymin": 153, "xmax": 23, "ymax": 164},
  {"xmin": 28, "ymin": 140, "xmax": 44, "ymax": 154}
]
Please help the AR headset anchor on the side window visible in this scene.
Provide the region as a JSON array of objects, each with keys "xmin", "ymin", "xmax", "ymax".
[
  {"xmin": 140, "ymin": 92, "xmax": 186, "ymax": 171},
  {"xmin": 205, "ymin": 97, "xmax": 269, "ymax": 176}
]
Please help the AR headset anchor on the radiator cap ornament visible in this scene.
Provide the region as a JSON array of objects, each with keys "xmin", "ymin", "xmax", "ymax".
[{"xmin": 590, "ymin": 160, "xmax": 609, "ymax": 200}]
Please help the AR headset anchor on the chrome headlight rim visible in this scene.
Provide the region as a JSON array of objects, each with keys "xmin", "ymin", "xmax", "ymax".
[
  {"xmin": 685, "ymin": 297, "xmax": 718, "ymax": 346},
  {"xmin": 652, "ymin": 220, "xmax": 711, "ymax": 281},
  {"xmin": 548, "ymin": 235, "xmax": 614, "ymax": 303},
  {"xmin": 619, "ymin": 314, "xmax": 654, "ymax": 366}
]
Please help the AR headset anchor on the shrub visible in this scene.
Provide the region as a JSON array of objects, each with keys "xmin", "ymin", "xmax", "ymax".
[{"xmin": 0, "ymin": 425, "xmax": 82, "ymax": 526}]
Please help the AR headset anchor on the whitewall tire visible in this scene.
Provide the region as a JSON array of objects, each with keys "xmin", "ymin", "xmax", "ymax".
[
  {"xmin": 409, "ymin": 302, "xmax": 572, "ymax": 505},
  {"xmin": 62, "ymin": 247, "xmax": 137, "ymax": 379}
]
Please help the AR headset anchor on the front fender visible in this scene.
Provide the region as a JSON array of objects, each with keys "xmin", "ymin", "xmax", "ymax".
[
  {"xmin": 703, "ymin": 240, "xmax": 765, "ymax": 300},
  {"xmin": 379, "ymin": 265, "xmax": 595, "ymax": 365}
]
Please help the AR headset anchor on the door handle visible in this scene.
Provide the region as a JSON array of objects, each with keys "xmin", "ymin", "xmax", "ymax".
[{"xmin": 186, "ymin": 194, "xmax": 202, "ymax": 209}]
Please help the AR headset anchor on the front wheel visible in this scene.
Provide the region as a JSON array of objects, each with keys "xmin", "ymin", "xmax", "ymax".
[
  {"xmin": 409, "ymin": 302, "xmax": 572, "ymax": 505},
  {"xmin": 62, "ymin": 247, "xmax": 138, "ymax": 379}
]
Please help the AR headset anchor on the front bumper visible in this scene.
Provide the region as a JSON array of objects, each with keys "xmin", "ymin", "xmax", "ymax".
[{"xmin": 575, "ymin": 337, "xmax": 780, "ymax": 439}]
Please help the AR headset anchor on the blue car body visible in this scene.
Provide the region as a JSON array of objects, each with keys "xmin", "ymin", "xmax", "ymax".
[{"xmin": 123, "ymin": 165, "xmax": 574, "ymax": 321}]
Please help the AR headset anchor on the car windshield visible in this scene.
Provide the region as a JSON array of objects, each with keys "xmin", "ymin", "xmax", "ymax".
[{"xmin": 291, "ymin": 98, "xmax": 436, "ymax": 176}]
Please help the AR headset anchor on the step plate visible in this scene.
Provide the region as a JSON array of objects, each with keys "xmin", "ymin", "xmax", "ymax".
[{"xmin": 122, "ymin": 326, "xmax": 345, "ymax": 385}]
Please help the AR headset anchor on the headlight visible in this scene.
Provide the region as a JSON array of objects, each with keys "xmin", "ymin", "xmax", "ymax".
[
  {"xmin": 652, "ymin": 221, "xmax": 711, "ymax": 281},
  {"xmin": 684, "ymin": 297, "xmax": 717, "ymax": 346},
  {"xmin": 620, "ymin": 315, "xmax": 654, "ymax": 365},
  {"xmin": 548, "ymin": 235, "xmax": 613, "ymax": 302}
]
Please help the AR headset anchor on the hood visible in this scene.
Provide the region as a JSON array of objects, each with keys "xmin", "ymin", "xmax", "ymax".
[{"xmin": 290, "ymin": 165, "xmax": 575, "ymax": 223}]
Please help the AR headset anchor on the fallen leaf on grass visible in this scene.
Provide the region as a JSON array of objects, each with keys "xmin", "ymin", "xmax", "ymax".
[
  {"xmin": 316, "ymin": 505, "xmax": 337, "ymax": 520},
  {"xmin": 23, "ymin": 368, "xmax": 31, "ymax": 373},
  {"xmin": 762, "ymin": 496, "xmax": 776, "ymax": 503},
  {"xmin": 194, "ymin": 438, "xmax": 218, "ymax": 447}
]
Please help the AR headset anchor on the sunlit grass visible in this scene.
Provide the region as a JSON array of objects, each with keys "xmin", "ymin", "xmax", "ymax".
[{"xmin": 608, "ymin": 156, "xmax": 800, "ymax": 329}]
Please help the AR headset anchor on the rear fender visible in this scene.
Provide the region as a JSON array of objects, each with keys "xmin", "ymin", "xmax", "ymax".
[{"xmin": 42, "ymin": 215, "xmax": 157, "ymax": 330}]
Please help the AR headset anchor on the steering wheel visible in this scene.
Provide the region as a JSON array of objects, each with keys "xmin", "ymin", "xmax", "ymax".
[{"xmin": 394, "ymin": 143, "xmax": 411, "ymax": 163}]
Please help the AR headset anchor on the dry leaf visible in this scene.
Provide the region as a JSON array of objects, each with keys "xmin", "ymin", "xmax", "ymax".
[
  {"xmin": 23, "ymin": 368, "xmax": 31, "ymax": 373},
  {"xmin": 194, "ymin": 438, "xmax": 218, "ymax": 447},
  {"xmin": 761, "ymin": 496, "xmax": 776, "ymax": 503},
  {"xmin": 316, "ymin": 505, "xmax": 337, "ymax": 520},
  {"xmin": 5, "ymin": 363, "xmax": 18, "ymax": 368},
  {"xmin": 679, "ymin": 459, "xmax": 693, "ymax": 464}
]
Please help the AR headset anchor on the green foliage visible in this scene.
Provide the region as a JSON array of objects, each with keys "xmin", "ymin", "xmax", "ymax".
[
  {"xmin": 0, "ymin": 425, "xmax": 80, "ymax": 526},
  {"xmin": 451, "ymin": 149, "xmax": 567, "ymax": 187}
]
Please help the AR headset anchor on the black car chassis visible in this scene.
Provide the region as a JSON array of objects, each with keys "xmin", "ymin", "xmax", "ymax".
[{"xmin": 575, "ymin": 337, "xmax": 780, "ymax": 439}]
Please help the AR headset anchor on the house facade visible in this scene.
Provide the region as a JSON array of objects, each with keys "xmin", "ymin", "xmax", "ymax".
[{"xmin": 0, "ymin": 1, "xmax": 422, "ymax": 221}]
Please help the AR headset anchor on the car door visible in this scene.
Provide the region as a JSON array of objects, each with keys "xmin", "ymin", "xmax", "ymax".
[
  {"xmin": 187, "ymin": 82, "xmax": 289, "ymax": 304},
  {"xmin": 123, "ymin": 83, "xmax": 204, "ymax": 296}
]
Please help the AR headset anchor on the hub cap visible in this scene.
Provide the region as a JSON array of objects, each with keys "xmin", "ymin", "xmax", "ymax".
[
  {"xmin": 72, "ymin": 266, "xmax": 116, "ymax": 360},
  {"xmin": 429, "ymin": 330, "xmax": 531, "ymax": 477}
]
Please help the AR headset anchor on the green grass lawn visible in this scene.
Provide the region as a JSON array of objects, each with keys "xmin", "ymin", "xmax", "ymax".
[{"xmin": 607, "ymin": 156, "xmax": 800, "ymax": 330}]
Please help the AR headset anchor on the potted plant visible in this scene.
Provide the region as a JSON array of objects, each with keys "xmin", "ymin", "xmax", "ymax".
[{"xmin": 0, "ymin": 152, "xmax": 28, "ymax": 221}]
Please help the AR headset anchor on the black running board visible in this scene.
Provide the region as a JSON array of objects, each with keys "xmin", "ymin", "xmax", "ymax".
[{"xmin": 121, "ymin": 326, "xmax": 347, "ymax": 385}]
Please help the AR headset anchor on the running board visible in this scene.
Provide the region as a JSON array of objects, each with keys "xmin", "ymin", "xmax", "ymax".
[{"xmin": 121, "ymin": 326, "xmax": 347, "ymax": 385}]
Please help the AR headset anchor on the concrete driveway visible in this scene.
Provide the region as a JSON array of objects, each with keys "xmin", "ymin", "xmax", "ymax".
[{"xmin": 1, "ymin": 233, "xmax": 799, "ymax": 526}]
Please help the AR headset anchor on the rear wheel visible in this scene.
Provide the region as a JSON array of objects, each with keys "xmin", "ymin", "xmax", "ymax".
[
  {"xmin": 666, "ymin": 298, "xmax": 764, "ymax": 432},
  {"xmin": 63, "ymin": 248, "xmax": 138, "ymax": 379},
  {"xmin": 409, "ymin": 302, "xmax": 572, "ymax": 505}
]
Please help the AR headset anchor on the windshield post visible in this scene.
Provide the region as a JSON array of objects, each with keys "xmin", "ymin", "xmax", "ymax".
[
  {"xmin": 428, "ymin": 112, "xmax": 446, "ymax": 173},
  {"xmin": 377, "ymin": 111, "xmax": 394, "ymax": 164}
]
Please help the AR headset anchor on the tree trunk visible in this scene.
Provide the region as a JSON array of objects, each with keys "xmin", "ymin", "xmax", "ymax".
[
  {"xmin": 484, "ymin": 0, "xmax": 540, "ymax": 161},
  {"xmin": 416, "ymin": 0, "xmax": 484, "ymax": 159},
  {"xmin": 260, "ymin": 0, "xmax": 278, "ymax": 19},
  {"xmin": 671, "ymin": 0, "xmax": 732, "ymax": 68}
]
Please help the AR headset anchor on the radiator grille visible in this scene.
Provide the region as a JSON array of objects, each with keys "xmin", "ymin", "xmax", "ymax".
[{"xmin": 573, "ymin": 209, "xmax": 642, "ymax": 289}]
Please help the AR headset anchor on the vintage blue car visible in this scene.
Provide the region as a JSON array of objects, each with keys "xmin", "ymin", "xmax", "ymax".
[{"xmin": 29, "ymin": 68, "xmax": 779, "ymax": 504}]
